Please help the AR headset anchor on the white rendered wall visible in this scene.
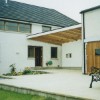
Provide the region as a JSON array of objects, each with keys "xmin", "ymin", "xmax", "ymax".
[
  {"xmin": 62, "ymin": 40, "xmax": 82, "ymax": 67},
  {"xmin": 32, "ymin": 23, "xmax": 42, "ymax": 34},
  {"xmin": 0, "ymin": 31, "xmax": 61, "ymax": 74},
  {"xmin": 84, "ymin": 9, "xmax": 100, "ymax": 42},
  {"xmin": 81, "ymin": 8, "xmax": 100, "ymax": 73},
  {"xmin": 27, "ymin": 40, "xmax": 62, "ymax": 67}
]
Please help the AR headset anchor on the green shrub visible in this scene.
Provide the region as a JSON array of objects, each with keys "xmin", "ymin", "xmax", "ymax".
[
  {"xmin": 46, "ymin": 61, "xmax": 53, "ymax": 66},
  {"xmin": 17, "ymin": 72, "xmax": 23, "ymax": 75},
  {"xmin": 22, "ymin": 67, "xmax": 32, "ymax": 75},
  {"xmin": 3, "ymin": 73, "xmax": 12, "ymax": 76},
  {"xmin": 9, "ymin": 64, "xmax": 16, "ymax": 74}
]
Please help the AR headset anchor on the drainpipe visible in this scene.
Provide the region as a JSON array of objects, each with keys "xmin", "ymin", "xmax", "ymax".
[{"xmin": 82, "ymin": 13, "xmax": 86, "ymax": 74}]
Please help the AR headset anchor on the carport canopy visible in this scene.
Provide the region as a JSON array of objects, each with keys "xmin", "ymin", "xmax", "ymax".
[{"xmin": 27, "ymin": 24, "xmax": 81, "ymax": 45}]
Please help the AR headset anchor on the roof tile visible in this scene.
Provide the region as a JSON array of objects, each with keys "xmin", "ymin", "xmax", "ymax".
[{"xmin": 0, "ymin": 0, "xmax": 79, "ymax": 27}]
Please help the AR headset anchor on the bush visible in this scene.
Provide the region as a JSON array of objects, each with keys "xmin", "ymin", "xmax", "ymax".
[
  {"xmin": 3, "ymin": 73, "xmax": 12, "ymax": 76},
  {"xmin": 9, "ymin": 64, "xmax": 16, "ymax": 74},
  {"xmin": 17, "ymin": 72, "xmax": 23, "ymax": 76},
  {"xmin": 46, "ymin": 61, "xmax": 53, "ymax": 66},
  {"xmin": 22, "ymin": 67, "xmax": 32, "ymax": 75}
]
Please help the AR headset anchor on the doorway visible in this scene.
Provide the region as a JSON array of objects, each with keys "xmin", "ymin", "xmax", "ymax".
[{"xmin": 35, "ymin": 47, "xmax": 43, "ymax": 67}]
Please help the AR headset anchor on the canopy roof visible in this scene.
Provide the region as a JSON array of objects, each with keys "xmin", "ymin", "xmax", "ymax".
[{"xmin": 27, "ymin": 24, "xmax": 81, "ymax": 45}]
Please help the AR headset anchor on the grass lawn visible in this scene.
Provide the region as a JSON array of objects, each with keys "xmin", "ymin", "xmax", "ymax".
[{"xmin": 0, "ymin": 89, "xmax": 56, "ymax": 100}]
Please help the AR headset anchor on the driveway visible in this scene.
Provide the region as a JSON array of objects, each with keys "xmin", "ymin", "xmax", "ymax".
[{"xmin": 0, "ymin": 69, "xmax": 100, "ymax": 100}]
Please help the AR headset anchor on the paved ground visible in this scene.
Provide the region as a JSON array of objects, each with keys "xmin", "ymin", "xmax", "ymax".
[{"xmin": 0, "ymin": 69, "xmax": 100, "ymax": 100}]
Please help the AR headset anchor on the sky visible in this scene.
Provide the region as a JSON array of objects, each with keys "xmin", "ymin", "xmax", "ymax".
[{"xmin": 12, "ymin": 0, "xmax": 100, "ymax": 22}]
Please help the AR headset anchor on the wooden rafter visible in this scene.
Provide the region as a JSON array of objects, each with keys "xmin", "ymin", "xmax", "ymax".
[{"xmin": 33, "ymin": 37, "xmax": 62, "ymax": 45}]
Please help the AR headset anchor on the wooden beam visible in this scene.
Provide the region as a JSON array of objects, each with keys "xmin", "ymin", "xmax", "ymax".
[
  {"xmin": 53, "ymin": 32, "xmax": 79, "ymax": 41},
  {"xmin": 47, "ymin": 34, "xmax": 74, "ymax": 42},
  {"xmin": 33, "ymin": 36, "xmax": 62, "ymax": 45}
]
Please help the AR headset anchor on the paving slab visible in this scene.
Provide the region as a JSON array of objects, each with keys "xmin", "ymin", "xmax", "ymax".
[{"xmin": 0, "ymin": 69, "xmax": 100, "ymax": 100}]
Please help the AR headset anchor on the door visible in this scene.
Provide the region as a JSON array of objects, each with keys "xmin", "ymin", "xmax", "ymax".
[
  {"xmin": 86, "ymin": 41, "xmax": 100, "ymax": 74},
  {"xmin": 35, "ymin": 47, "xmax": 42, "ymax": 67}
]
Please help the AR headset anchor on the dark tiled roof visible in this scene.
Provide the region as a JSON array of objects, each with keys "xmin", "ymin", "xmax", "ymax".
[
  {"xmin": 80, "ymin": 5, "xmax": 100, "ymax": 13},
  {"xmin": 0, "ymin": 0, "xmax": 79, "ymax": 27}
]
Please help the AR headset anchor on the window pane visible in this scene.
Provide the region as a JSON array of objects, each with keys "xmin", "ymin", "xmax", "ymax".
[
  {"xmin": 25, "ymin": 24, "xmax": 31, "ymax": 28},
  {"xmin": 19, "ymin": 23, "xmax": 25, "ymax": 27},
  {"xmin": 6, "ymin": 22, "xmax": 17, "ymax": 26},
  {"xmin": 51, "ymin": 47, "xmax": 57, "ymax": 58},
  {"xmin": 42, "ymin": 26, "xmax": 51, "ymax": 32},
  {"xmin": 19, "ymin": 23, "xmax": 31, "ymax": 33},
  {"xmin": 19, "ymin": 27, "xmax": 30, "ymax": 33},
  {"xmin": 0, "ymin": 26, "xmax": 4, "ymax": 30},
  {"xmin": 6, "ymin": 26, "xmax": 18, "ymax": 31},
  {"xmin": 25, "ymin": 29, "xmax": 30, "ymax": 33},
  {"xmin": 6, "ymin": 22, "xmax": 18, "ymax": 31},
  {"xmin": 0, "ymin": 21, "xmax": 4, "ymax": 25},
  {"xmin": 28, "ymin": 46, "xmax": 34, "ymax": 58},
  {"xmin": 0, "ymin": 21, "xmax": 4, "ymax": 30}
]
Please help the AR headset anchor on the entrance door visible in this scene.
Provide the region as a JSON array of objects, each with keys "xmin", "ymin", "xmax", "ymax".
[
  {"xmin": 86, "ymin": 41, "xmax": 100, "ymax": 74},
  {"xmin": 35, "ymin": 47, "xmax": 42, "ymax": 67}
]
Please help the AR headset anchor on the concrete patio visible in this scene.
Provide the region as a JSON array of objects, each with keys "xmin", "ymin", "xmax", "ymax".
[{"xmin": 0, "ymin": 69, "xmax": 100, "ymax": 100}]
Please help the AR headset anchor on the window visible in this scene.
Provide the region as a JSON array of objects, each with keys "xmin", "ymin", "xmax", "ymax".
[
  {"xmin": 0, "ymin": 20, "xmax": 31, "ymax": 33},
  {"xmin": 0, "ymin": 21, "xmax": 5, "ymax": 30},
  {"xmin": 51, "ymin": 47, "xmax": 57, "ymax": 58},
  {"xmin": 19, "ymin": 23, "xmax": 31, "ymax": 33},
  {"xmin": 6, "ymin": 22, "xmax": 18, "ymax": 31},
  {"xmin": 66, "ymin": 53, "xmax": 72, "ymax": 58},
  {"xmin": 42, "ymin": 26, "xmax": 51, "ymax": 32},
  {"xmin": 95, "ymin": 49, "xmax": 100, "ymax": 55},
  {"xmin": 28, "ymin": 46, "xmax": 35, "ymax": 58}
]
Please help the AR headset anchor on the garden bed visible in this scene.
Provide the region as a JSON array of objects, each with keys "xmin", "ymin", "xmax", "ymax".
[{"xmin": 3, "ymin": 70, "xmax": 49, "ymax": 76}]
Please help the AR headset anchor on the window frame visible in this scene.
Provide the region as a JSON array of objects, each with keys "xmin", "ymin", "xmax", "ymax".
[
  {"xmin": 18, "ymin": 23, "xmax": 31, "ymax": 33},
  {"xmin": 5, "ymin": 21, "xmax": 18, "ymax": 32},
  {"xmin": 51, "ymin": 47, "xmax": 58, "ymax": 59},
  {"xmin": 28, "ymin": 46, "xmax": 35, "ymax": 58},
  {"xmin": 0, "ymin": 20, "xmax": 31, "ymax": 33}
]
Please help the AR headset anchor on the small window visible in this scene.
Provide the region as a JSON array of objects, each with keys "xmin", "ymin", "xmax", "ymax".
[
  {"xmin": 51, "ymin": 47, "xmax": 57, "ymax": 58},
  {"xmin": 42, "ymin": 26, "xmax": 51, "ymax": 32},
  {"xmin": 19, "ymin": 23, "xmax": 31, "ymax": 33},
  {"xmin": 66, "ymin": 53, "xmax": 72, "ymax": 58},
  {"xmin": 28, "ymin": 46, "xmax": 35, "ymax": 58},
  {"xmin": 0, "ymin": 21, "xmax": 5, "ymax": 30},
  {"xmin": 95, "ymin": 49, "xmax": 100, "ymax": 55},
  {"xmin": 5, "ymin": 22, "xmax": 18, "ymax": 31}
]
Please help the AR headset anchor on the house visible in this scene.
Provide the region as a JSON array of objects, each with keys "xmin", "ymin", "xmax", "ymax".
[
  {"xmin": 0, "ymin": 0, "xmax": 82, "ymax": 74},
  {"xmin": 81, "ymin": 5, "xmax": 100, "ymax": 74}
]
